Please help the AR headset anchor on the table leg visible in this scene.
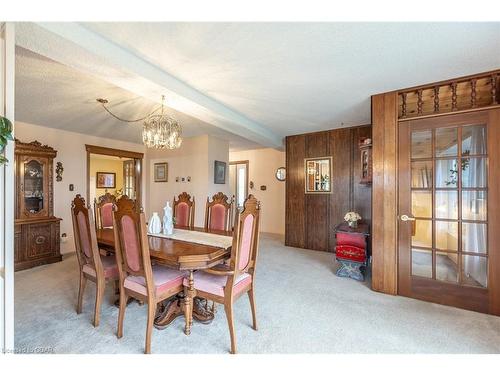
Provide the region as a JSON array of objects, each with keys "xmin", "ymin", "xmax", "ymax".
[
  {"xmin": 154, "ymin": 295, "xmax": 215, "ymax": 330},
  {"xmin": 184, "ymin": 270, "xmax": 195, "ymax": 335}
]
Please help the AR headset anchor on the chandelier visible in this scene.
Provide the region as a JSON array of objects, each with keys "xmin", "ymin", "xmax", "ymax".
[{"xmin": 96, "ymin": 95, "xmax": 182, "ymax": 149}]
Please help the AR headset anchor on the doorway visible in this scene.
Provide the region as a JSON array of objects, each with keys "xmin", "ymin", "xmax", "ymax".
[
  {"xmin": 397, "ymin": 109, "xmax": 500, "ymax": 314},
  {"xmin": 85, "ymin": 145, "xmax": 143, "ymax": 207},
  {"xmin": 229, "ymin": 160, "xmax": 249, "ymax": 209}
]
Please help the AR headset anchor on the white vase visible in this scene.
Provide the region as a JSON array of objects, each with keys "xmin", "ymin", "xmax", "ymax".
[
  {"xmin": 148, "ymin": 212, "xmax": 162, "ymax": 234},
  {"xmin": 163, "ymin": 202, "xmax": 174, "ymax": 235}
]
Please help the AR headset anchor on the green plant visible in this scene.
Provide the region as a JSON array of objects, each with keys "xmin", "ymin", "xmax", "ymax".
[{"xmin": 0, "ymin": 116, "xmax": 14, "ymax": 165}]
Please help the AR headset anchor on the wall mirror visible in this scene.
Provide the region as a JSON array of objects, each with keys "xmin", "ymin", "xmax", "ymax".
[
  {"xmin": 304, "ymin": 157, "xmax": 332, "ymax": 193},
  {"xmin": 276, "ymin": 167, "xmax": 286, "ymax": 181}
]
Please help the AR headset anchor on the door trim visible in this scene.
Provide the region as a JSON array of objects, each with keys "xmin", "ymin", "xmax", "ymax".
[
  {"xmin": 1, "ymin": 21, "xmax": 15, "ymax": 353},
  {"xmin": 85, "ymin": 144, "xmax": 144, "ymax": 209}
]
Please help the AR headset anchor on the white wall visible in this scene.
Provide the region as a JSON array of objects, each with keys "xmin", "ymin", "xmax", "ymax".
[
  {"xmin": 229, "ymin": 148, "xmax": 285, "ymax": 235},
  {"xmin": 146, "ymin": 135, "xmax": 230, "ymax": 227},
  {"xmin": 15, "ymin": 121, "xmax": 146, "ymax": 254},
  {"xmin": 207, "ymin": 135, "xmax": 231, "ymax": 198}
]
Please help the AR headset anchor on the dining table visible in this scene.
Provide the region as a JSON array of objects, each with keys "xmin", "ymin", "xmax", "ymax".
[{"xmin": 96, "ymin": 225, "xmax": 233, "ymax": 334}]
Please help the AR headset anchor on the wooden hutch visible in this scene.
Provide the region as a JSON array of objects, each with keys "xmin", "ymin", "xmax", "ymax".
[{"xmin": 14, "ymin": 140, "xmax": 61, "ymax": 271}]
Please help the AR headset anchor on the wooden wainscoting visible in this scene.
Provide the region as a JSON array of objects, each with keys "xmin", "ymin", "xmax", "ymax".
[{"xmin": 285, "ymin": 125, "xmax": 372, "ymax": 252}]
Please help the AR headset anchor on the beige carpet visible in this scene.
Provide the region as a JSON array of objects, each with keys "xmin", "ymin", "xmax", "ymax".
[{"xmin": 14, "ymin": 234, "xmax": 500, "ymax": 354}]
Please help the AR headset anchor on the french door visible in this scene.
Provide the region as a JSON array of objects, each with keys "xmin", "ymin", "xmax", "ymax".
[{"xmin": 398, "ymin": 109, "xmax": 500, "ymax": 315}]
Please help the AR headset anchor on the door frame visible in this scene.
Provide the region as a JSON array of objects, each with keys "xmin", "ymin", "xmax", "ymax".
[
  {"xmin": 397, "ymin": 108, "xmax": 500, "ymax": 315},
  {"xmin": 85, "ymin": 144, "xmax": 144, "ymax": 209},
  {"xmin": 1, "ymin": 22, "xmax": 15, "ymax": 353},
  {"xmin": 229, "ymin": 160, "xmax": 249, "ymax": 208}
]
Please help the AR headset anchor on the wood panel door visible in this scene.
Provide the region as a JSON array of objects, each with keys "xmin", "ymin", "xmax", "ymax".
[{"xmin": 398, "ymin": 109, "xmax": 500, "ymax": 315}]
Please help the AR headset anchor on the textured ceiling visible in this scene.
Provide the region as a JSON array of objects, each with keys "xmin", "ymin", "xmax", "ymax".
[
  {"xmin": 15, "ymin": 22, "xmax": 500, "ymax": 150},
  {"xmin": 83, "ymin": 22, "xmax": 500, "ymax": 133},
  {"xmin": 15, "ymin": 46, "xmax": 262, "ymax": 151}
]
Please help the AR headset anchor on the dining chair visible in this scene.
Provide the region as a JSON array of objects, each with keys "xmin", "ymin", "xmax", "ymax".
[
  {"xmin": 204, "ymin": 192, "xmax": 234, "ymax": 232},
  {"xmin": 184, "ymin": 194, "xmax": 261, "ymax": 354},
  {"xmin": 70, "ymin": 194, "xmax": 119, "ymax": 327},
  {"xmin": 94, "ymin": 192, "xmax": 116, "ymax": 230},
  {"xmin": 173, "ymin": 192, "xmax": 195, "ymax": 227},
  {"xmin": 112, "ymin": 195, "xmax": 186, "ymax": 354}
]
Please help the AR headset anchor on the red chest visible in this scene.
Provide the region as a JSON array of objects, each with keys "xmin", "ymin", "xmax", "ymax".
[{"xmin": 335, "ymin": 232, "xmax": 367, "ymax": 264}]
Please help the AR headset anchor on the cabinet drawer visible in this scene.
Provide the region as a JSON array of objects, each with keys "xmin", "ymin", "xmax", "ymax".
[{"xmin": 27, "ymin": 223, "xmax": 56, "ymax": 259}]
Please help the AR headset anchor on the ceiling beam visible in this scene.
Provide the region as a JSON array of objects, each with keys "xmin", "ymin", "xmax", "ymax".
[{"xmin": 17, "ymin": 22, "xmax": 283, "ymax": 148}]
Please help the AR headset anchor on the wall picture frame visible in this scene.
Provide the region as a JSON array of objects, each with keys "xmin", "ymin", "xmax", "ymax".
[
  {"xmin": 304, "ymin": 156, "xmax": 332, "ymax": 194},
  {"xmin": 154, "ymin": 162, "xmax": 168, "ymax": 182},
  {"xmin": 96, "ymin": 172, "xmax": 116, "ymax": 189},
  {"xmin": 214, "ymin": 160, "xmax": 227, "ymax": 184}
]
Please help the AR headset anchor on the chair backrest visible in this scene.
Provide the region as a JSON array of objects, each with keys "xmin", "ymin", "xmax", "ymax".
[
  {"xmin": 173, "ymin": 192, "xmax": 195, "ymax": 227},
  {"xmin": 112, "ymin": 196, "xmax": 154, "ymax": 294},
  {"xmin": 205, "ymin": 192, "xmax": 234, "ymax": 231},
  {"xmin": 94, "ymin": 192, "xmax": 116, "ymax": 229},
  {"xmin": 71, "ymin": 194, "xmax": 104, "ymax": 277},
  {"xmin": 228, "ymin": 195, "xmax": 261, "ymax": 277}
]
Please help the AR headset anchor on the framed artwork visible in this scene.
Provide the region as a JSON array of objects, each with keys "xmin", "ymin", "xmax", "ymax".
[
  {"xmin": 214, "ymin": 160, "xmax": 227, "ymax": 184},
  {"xmin": 304, "ymin": 157, "xmax": 332, "ymax": 193},
  {"xmin": 96, "ymin": 172, "xmax": 116, "ymax": 188},
  {"xmin": 154, "ymin": 162, "xmax": 168, "ymax": 182}
]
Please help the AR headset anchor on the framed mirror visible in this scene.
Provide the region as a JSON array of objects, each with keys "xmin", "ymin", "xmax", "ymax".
[
  {"xmin": 304, "ymin": 157, "xmax": 332, "ymax": 193},
  {"xmin": 276, "ymin": 167, "xmax": 286, "ymax": 181}
]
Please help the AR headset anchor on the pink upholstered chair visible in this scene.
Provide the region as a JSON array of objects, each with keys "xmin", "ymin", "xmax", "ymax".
[
  {"xmin": 70, "ymin": 194, "xmax": 119, "ymax": 327},
  {"xmin": 173, "ymin": 192, "xmax": 195, "ymax": 227},
  {"xmin": 94, "ymin": 192, "xmax": 116, "ymax": 229},
  {"xmin": 112, "ymin": 196, "xmax": 185, "ymax": 354},
  {"xmin": 204, "ymin": 192, "xmax": 234, "ymax": 232},
  {"xmin": 184, "ymin": 195, "xmax": 261, "ymax": 353}
]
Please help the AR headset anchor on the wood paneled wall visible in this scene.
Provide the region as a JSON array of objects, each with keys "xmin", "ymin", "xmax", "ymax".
[
  {"xmin": 285, "ymin": 125, "xmax": 372, "ymax": 252},
  {"xmin": 371, "ymin": 93, "xmax": 398, "ymax": 295}
]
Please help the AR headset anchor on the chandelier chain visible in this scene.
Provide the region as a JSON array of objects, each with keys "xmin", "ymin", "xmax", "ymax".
[
  {"xmin": 98, "ymin": 101, "xmax": 162, "ymax": 123},
  {"xmin": 97, "ymin": 95, "xmax": 182, "ymax": 149}
]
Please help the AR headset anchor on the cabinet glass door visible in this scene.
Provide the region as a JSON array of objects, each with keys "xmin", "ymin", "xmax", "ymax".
[{"xmin": 23, "ymin": 160, "xmax": 44, "ymax": 214}]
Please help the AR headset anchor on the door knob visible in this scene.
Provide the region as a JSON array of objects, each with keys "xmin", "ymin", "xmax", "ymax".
[{"xmin": 400, "ymin": 214, "xmax": 416, "ymax": 222}]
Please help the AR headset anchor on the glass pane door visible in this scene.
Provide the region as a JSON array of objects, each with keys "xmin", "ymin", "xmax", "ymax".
[
  {"xmin": 410, "ymin": 124, "xmax": 488, "ymax": 287},
  {"xmin": 397, "ymin": 109, "xmax": 500, "ymax": 315}
]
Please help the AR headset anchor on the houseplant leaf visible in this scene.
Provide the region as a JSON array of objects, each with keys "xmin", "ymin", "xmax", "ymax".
[{"xmin": 0, "ymin": 116, "xmax": 13, "ymax": 164}]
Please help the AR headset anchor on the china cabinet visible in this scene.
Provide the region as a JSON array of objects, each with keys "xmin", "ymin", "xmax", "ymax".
[{"xmin": 14, "ymin": 140, "xmax": 61, "ymax": 271}]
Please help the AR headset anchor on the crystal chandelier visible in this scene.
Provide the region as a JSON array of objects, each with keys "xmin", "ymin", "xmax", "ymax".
[
  {"xmin": 97, "ymin": 95, "xmax": 182, "ymax": 149},
  {"xmin": 142, "ymin": 97, "xmax": 182, "ymax": 149}
]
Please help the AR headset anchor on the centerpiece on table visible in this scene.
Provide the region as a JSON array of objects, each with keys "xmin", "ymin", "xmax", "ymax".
[
  {"xmin": 148, "ymin": 212, "xmax": 162, "ymax": 234},
  {"xmin": 344, "ymin": 211, "xmax": 362, "ymax": 229},
  {"xmin": 163, "ymin": 202, "xmax": 174, "ymax": 235}
]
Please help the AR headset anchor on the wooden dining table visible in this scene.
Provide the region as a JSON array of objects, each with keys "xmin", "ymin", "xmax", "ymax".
[{"xmin": 96, "ymin": 226, "xmax": 233, "ymax": 333}]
